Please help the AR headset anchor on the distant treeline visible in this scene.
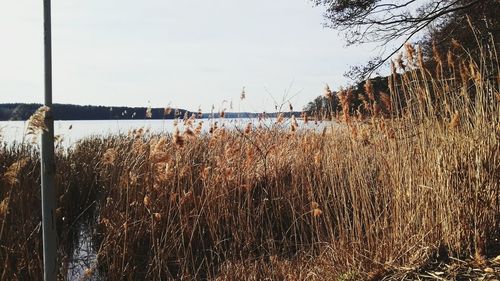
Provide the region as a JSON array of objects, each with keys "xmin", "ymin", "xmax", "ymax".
[
  {"xmin": 0, "ymin": 103, "xmax": 191, "ymax": 121},
  {"xmin": 303, "ymin": 76, "xmax": 391, "ymax": 117},
  {"xmin": 0, "ymin": 103, "xmax": 301, "ymax": 121}
]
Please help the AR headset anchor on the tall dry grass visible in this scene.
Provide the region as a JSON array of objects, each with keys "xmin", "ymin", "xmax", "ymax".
[{"xmin": 0, "ymin": 37, "xmax": 498, "ymax": 280}]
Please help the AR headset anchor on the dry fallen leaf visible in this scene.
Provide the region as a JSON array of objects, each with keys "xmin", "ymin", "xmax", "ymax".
[
  {"xmin": 492, "ymin": 255, "xmax": 500, "ymax": 265},
  {"xmin": 313, "ymin": 208, "xmax": 322, "ymax": 217},
  {"xmin": 483, "ymin": 267, "xmax": 494, "ymax": 273},
  {"xmin": 153, "ymin": 213, "xmax": 162, "ymax": 221}
]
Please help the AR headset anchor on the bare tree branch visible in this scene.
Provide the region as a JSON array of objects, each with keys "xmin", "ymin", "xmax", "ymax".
[{"xmin": 313, "ymin": 0, "xmax": 489, "ymax": 78}]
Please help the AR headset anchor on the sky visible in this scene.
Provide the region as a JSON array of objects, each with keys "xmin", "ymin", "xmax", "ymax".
[{"xmin": 0, "ymin": 0, "xmax": 384, "ymax": 113}]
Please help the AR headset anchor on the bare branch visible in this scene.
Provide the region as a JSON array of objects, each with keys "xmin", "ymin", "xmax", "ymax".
[{"xmin": 313, "ymin": 0, "xmax": 489, "ymax": 78}]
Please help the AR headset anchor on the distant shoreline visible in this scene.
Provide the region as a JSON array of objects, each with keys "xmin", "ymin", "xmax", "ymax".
[{"xmin": 0, "ymin": 103, "xmax": 301, "ymax": 121}]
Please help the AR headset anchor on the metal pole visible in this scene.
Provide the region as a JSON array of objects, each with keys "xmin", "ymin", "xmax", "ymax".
[{"xmin": 42, "ymin": 0, "xmax": 58, "ymax": 280}]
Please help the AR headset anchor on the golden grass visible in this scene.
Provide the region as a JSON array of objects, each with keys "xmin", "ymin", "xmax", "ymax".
[{"xmin": 0, "ymin": 38, "xmax": 498, "ymax": 280}]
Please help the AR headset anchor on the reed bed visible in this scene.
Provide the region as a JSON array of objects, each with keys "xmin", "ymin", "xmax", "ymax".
[{"xmin": 0, "ymin": 39, "xmax": 499, "ymax": 280}]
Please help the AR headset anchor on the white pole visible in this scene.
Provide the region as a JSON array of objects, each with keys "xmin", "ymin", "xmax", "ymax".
[{"xmin": 41, "ymin": 0, "xmax": 58, "ymax": 280}]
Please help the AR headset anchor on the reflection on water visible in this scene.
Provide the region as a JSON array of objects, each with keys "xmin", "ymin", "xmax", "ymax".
[{"xmin": 66, "ymin": 224, "xmax": 100, "ymax": 281}]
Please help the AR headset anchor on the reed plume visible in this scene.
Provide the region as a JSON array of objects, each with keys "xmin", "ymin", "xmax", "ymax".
[{"xmin": 26, "ymin": 106, "xmax": 50, "ymax": 136}]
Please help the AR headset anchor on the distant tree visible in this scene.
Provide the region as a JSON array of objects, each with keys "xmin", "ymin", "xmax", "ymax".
[
  {"xmin": 304, "ymin": 96, "xmax": 326, "ymax": 116},
  {"xmin": 418, "ymin": 0, "xmax": 499, "ymax": 68},
  {"xmin": 0, "ymin": 104, "xmax": 193, "ymax": 121},
  {"xmin": 312, "ymin": 0, "xmax": 498, "ymax": 78},
  {"xmin": 304, "ymin": 76, "xmax": 394, "ymax": 119},
  {"xmin": 304, "ymin": 89, "xmax": 341, "ymax": 118}
]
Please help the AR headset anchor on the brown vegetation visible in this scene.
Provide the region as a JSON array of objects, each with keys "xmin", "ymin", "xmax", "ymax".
[{"xmin": 0, "ymin": 38, "xmax": 499, "ymax": 280}]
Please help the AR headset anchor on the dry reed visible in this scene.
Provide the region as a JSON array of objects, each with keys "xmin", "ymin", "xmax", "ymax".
[{"xmin": 0, "ymin": 38, "xmax": 498, "ymax": 280}]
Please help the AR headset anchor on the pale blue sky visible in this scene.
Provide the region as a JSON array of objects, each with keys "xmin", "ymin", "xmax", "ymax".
[{"xmin": 0, "ymin": 0, "xmax": 383, "ymax": 112}]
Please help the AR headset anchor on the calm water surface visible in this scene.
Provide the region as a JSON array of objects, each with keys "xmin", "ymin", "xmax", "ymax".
[{"xmin": 0, "ymin": 118, "xmax": 329, "ymax": 146}]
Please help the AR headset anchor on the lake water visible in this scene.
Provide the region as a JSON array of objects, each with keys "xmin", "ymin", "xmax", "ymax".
[{"xmin": 0, "ymin": 118, "xmax": 329, "ymax": 146}]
